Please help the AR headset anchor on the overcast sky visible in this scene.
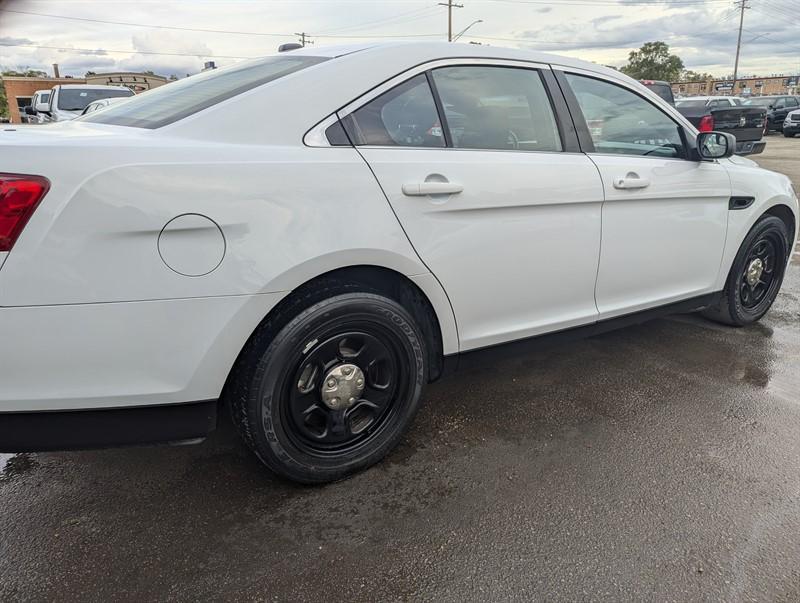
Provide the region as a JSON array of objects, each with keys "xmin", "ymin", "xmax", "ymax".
[{"xmin": 1, "ymin": 0, "xmax": 798, "ymax": 79}]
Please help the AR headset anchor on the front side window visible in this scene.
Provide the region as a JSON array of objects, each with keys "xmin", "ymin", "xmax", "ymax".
[
  {"xmin": 565, "ymin": 73, "xmax": 685, "ymax": 158},
  {"xmin": 80, "ymin": 55, "xmax": 328, "ymax": 128},
  {"xmin": 432, "ymin": 66, "xmax": 562, "ymax": 152},
  {"xmin": 346, "ymin": 74, "xmax": 444, "ymax": 147},
  {"xmin": 786, "ymin": 97, "xmax": 798, "ymax": 107}
]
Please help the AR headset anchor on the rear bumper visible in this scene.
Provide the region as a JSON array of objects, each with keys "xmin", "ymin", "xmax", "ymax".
[
  {"xmin": 735, "ymin": 140, "xmax": 766, "ymax": 156},
  {"xmin": 0, "ymin": 292, "xmax": 285, "ymax": 412},
  {"xmin": 0, "ymin": 401, "xmax": 217, "ymax": 452}
]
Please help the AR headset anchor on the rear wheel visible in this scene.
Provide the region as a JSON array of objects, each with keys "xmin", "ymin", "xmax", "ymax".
[
  {"xmin": 229, "ymin": 290, "xmax": 426, "ymax": 484},
  {"xmin": 703, "ymin": 215, "xmax": 790, "ymax": 326}
]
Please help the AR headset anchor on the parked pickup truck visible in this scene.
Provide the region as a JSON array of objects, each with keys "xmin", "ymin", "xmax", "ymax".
[{"xmin": 675, "ymin": 96, "xmax": 766, "ymax": 155}]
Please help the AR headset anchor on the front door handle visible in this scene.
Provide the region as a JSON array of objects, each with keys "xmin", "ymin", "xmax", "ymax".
[
  {"xmin": 613, "ymin": 174, "xmax": 650, "ymax": 190},
  {"xmin": 402, "ymin": 182, "xmax": 464, "ymax": 196}
]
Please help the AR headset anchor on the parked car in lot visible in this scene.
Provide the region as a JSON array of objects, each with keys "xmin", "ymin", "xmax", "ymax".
[
  {"xmin": 0, "ymin": 43, "xmax": 797, "ymax": 483},
  {"xmin": 675, "ymin": 96, "xmax": 767, "ymax": 155},
  {"xmin": 40, "ymin": 84, "xmax": 134, "ymax": 122},
  {"xmin": 80, "ymin": 96, "xmax": 130, "ymax": 116},
  {"xmin": 743, "ymin": 95, "xmax": 800, "ymax": 133},
  {"xmin": 783, "ymin": 108, "xmax": 800, "ymax": 138},
  {"xmin": 22, "ymin": 89, "xmax": 51, "ymax": 123},
  {"xmin": 639, "ymin": 80, "xmax": 675, "ymax": 105}
]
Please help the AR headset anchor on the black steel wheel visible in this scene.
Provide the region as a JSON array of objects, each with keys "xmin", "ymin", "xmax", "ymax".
[
  {"xmin": 229, "ymin": 288, "xmax": 426, "ymax": 484},
  {"xmin": 703, "ymin": 215, "xmax": 790, "ymax": 326}
]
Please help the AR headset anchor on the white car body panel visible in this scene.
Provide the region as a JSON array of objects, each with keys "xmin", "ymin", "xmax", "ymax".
[
  {"xmin": 0, "ymin": 42, "xmax": 797, "ymax": 417},
  {"xmin": 589, "ymin": 154, "xmax": 730, "ymax": 318},
  {"xmin": 360, "ymin": 146, "xmax": 603, "ymax": 350}
]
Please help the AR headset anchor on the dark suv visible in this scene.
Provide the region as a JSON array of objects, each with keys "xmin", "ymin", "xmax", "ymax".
[{"xmin": 742, "ymin": 95, "xmax": 800, "ymax": 133}]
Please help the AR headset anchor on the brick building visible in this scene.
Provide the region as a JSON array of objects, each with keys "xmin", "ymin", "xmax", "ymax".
[
  {"xmin": 2, "ymin": 76, "xmax": 85, "ymax": 123},
  {"xmin": 2, "ymin": 71, "xmax": 168, "ymax": 123},
  {"xmin": 672, "ymin": 74, "xmax": 800, "ymax": 98}
]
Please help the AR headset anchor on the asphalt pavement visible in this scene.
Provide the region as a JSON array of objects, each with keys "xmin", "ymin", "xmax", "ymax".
[{"xmin": 1, "ymin": 137, "xmax": 799, "ymax": 602}]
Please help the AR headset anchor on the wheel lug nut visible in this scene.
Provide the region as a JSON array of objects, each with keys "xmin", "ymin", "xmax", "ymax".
[
  {"xmin": 342, "ymin": 366, "xmax": 352, "ymax": 376},
  {"xmin": 327, "ymin": 378, "xmax": 337, "ymax": 388},
  {"xmin": 356, "ymin": 378, "xmax": 364, "ymax": 387},
  {"xmin": 348, "ymin": 397, "xmax": 355, "ymax": 404}
]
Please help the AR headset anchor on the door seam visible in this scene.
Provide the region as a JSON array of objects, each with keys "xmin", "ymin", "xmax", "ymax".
[{"xmin": 351, "ymin": 145, "xmax": 462, "ymax": 350}]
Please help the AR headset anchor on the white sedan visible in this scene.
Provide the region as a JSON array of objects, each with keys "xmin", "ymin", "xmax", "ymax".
[{"xmin": 0, "ymin": 43, "xmax": 797, "ymax": 483}]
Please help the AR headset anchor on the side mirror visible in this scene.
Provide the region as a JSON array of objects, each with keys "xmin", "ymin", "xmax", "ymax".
[
  {"xmin": 696, "ymin": 131, "xmax": 736, "ymax": 160},
  {"xmin": 34, "ymin": 101, "xmax": 50, "ymax": 113}
]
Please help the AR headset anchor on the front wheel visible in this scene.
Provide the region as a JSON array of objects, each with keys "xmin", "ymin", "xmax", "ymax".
[
  {"xmin": 229, "ymin": 291, "xmax": 426, "ymax": 484},
  {"xmin": 784, "ymin": 130, "xmax": 795, "ymax": 138},
  {"xmin": 703, "ymin": 215, "xmax": 790, "ymax": 326}
]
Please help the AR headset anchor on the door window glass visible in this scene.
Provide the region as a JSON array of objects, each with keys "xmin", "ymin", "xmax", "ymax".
[
  {"xmin": 347, "ymin": 74, "xmax": 444, "ymax": 147},
  {"xmin": 565, "ymin": 73, "xmax": 685, "ymax": 158},
  {"xmin": 786, "ymin": 97, "xmax": 798, "ymax": 107},
  {"xmin": 431, "ymin": 66, "xmax": 562, "ymax": 152}
]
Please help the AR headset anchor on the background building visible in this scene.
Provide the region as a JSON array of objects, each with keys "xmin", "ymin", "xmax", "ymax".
[
  {"xmin": 1, "ymin": 69, "xmax": 168, "ymax": 123},
  {"xmin": 2, "ymin": 75, "xmax": 84, "ymax": 123},
  {"xmin": 672, "ymin": 74, "xmax": 800, "ymax": 98}
]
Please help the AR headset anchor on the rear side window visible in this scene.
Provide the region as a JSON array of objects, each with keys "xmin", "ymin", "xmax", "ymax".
[
  {"xmin": 431, "ymin": 66, "xmax": 562, "ymax": 152},
  {"xmin": 80, "ymin": 55, "xmax": 328, "ymax": 129},
  {"xmin": 345, "ymin": 74, "xmax": 444, "ymax": 147}
]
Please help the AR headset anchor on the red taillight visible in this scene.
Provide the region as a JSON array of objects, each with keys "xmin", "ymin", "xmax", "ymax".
[
  {"xmin": 698, "ymin": 115, "xmax": 715, "ymax": 132},
  {"xmin": 0, "ymin": 174, "xmax": 50, "ymax": 252}
]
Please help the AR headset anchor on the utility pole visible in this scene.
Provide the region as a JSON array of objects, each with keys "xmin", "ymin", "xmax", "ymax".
[
  {"xmin": 295, "ymin": 32, "xmax": 314, "ymax": 47},
  {"xmin": 732, "ymin": 0, "xmax": 750, "ymax": 92},
  {"xmin": 438, "ymin": 0, "xmax": 464, "ymax": 42}
]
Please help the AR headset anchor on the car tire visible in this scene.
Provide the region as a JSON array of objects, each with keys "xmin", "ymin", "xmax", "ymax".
[
  {"xmin": 784, "ymin": 131, "xmax": 794, "ymax": 138},
  {"xmin": 702, "ymin": 215, "xmax": 790, "ymax": 326},
  {"xmin": 228, "ymin": 287, "xmax": 426, "ymax": 484}
]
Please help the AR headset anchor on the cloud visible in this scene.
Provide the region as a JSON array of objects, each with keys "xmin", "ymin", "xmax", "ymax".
[
  {"xmin": 131, "ymin": 31, "xmax": 213, "ymax": 58},
  {"xmin": 0, "ymin": 36, "xmax": 35, "ymax": 46}
]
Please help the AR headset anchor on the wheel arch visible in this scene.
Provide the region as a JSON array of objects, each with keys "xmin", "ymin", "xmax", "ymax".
[
  {"xmin": 764, "ymin": 203, "xmax": 797, "ymax": 251},
  {"xmin": 221, "ymin": 264, "xmax": 457, "ymax": 406}
]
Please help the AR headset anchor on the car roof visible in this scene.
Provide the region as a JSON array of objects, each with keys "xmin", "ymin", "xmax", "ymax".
[{"xmin": 284, "ymin": 41, "xmax": 627, "ymax": 82}]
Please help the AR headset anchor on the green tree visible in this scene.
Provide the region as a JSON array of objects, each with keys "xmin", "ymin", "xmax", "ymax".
[
  {"xmin": 681, "ymin": 70, "xmax": 714, "ymax": 82},
  {"xmin": 620, "ymin": 41, "xmax": 684, "ymax": 82}
]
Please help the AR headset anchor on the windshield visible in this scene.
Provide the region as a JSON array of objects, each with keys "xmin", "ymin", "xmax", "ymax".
[
  {"xmin": 58, "ymin": 87, "xmax": 133, "ymax": 111},
  {"xmin": 80, "ymin": 55, "xmax": 329, "ymax": 129},
  {"xmin": 743, "ymin": 97, "xmax": 776, "ymax": 106},
  {"xmin": 675, "ymin": 99, "xmax": 708, "ymax": 108}
]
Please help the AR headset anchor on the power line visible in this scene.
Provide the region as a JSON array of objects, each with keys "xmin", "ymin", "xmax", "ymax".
[
  {"xmin": 478, "ymin": 0, "xmax": 730, "ymax": 5},
  {"xmin": 316, "ymin": 5, "xmax": 440, "ymax": 35},
  {"xmin": 0, "ymin": 42, "xmax": 254, "ymax": 59},
  {"xmin": 732, "ymin": 0, "xmax": 750, "ymax": 90},
  {"xmin": 438, "ymin": 0, "xmax": 464, "ymax": 42},
  {"xmin": 0, "ymin": 8, "xmax": 293, "ymax": 37},
  {"xmin": 295, "ymin": 32, "xmax": 314, "ymax": 46}
]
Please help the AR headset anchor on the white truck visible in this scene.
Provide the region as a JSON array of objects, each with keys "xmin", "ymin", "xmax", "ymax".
[{"xmin": 39, "ymin": 84, "xmax": 134, "ymax": 123}]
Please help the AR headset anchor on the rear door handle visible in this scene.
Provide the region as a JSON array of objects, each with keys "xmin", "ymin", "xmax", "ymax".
[
  {"xmin": 613, "ymin": 174, "xmax": 650, "ymax": 190},
  {"xmin": 402, "ymin": 182, "xmax": 464, "ymax": 196}
]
